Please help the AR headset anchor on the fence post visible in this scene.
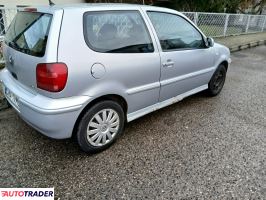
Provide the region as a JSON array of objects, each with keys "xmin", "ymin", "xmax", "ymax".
[
  {"xmin": 246, "ymin": 15, "xmax": 251, "ymax": 33},
  {"xmin": 262, "ymin": 16, "xmax": 266, "ymax": 32},
  {"xmin": 223, "ymin": 14, "xmax": 229, "ymax": 37},
  {"xmin": 194, "ymin": 12, "xmax": 198, "ymax": 26}
]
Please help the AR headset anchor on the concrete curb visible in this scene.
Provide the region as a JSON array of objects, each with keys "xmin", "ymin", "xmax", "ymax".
[{"xmin": 229, "ymin": 40, "xmax": 266, "ymax": 52}]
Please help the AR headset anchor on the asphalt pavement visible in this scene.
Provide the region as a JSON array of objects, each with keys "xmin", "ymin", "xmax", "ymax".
[
  {"xmin": 215, "ymin": 32, "xmax": 266, "ymax": 49},
  {"xmin": 0, "ymin": 46, "xmax": 265, "ymax": 199}
]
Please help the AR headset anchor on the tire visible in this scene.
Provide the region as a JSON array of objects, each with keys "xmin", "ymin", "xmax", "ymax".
[
  {"xmin": 207, "ymin": 64, "xmax": 227, "ymax": 97},
  {"xmin": 76, "ymin": 100, "xmax": 125, "ymax": 153}
]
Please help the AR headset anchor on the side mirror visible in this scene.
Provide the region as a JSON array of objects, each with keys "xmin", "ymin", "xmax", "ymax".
[{"xmin": 206, "ymin": 37, "xmax": 214, "ymax": 47}]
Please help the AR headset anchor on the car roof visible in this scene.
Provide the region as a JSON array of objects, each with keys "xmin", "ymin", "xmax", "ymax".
[
  {"xmin": 35, "ymin": 3, "xmax": 156, "ymax": 10},
  {"xmin": 25, "ymin": 3, "xmax": 180, "ymax": 15}
]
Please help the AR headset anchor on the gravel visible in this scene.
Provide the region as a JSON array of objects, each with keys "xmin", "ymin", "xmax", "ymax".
[
  {"xmin": 0, "ymin": 46, "xmax": 265, "ymax": 199},
  {"xmin": 0, "ymin": 82, "xmax": 7, "ymax": 110}
]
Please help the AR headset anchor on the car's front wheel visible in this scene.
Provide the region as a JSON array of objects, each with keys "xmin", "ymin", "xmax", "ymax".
[
  {"xmin": 76, "ymin": 100, "xmax": 125, "ymax": 153},
  {"xmin": 207, "ymin": 64, "xmax": 227, "ymax": 96}
]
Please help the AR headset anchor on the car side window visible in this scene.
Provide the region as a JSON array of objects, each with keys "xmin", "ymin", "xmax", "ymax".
[
  {"xmin": 147, "ymin": 11, "xmax": 205, "ymax": 51},
  {"xmin": 84, "ymin": 11, "xmax": 154, "ymax": 53}
]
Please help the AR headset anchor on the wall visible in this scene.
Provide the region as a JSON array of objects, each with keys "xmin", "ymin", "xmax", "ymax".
[{"xmin": 0, "ymin": 0, "xmax": 85, "ymax": 7}]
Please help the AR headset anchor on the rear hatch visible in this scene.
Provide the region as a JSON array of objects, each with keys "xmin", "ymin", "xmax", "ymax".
[{"xmin": 3, "ymin": 8, "xmax": 63, "ymax": 95}]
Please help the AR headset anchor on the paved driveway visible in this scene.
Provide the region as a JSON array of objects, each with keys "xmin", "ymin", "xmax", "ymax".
[{"xmin": 0, "ymin": 46, "xmax": 265, "ymax": 199}]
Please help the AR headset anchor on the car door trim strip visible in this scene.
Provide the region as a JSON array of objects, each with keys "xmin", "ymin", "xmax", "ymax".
[
  {"xmin": 127, "ymin": 84, "xmax": 208, "ymax": 122},
  {"xmin": 161, "ymin": 67, "xmax": 215, "ymax": 86},
  {"xmin": 126, "ymin": 82, "xmax": 160, "ymax": 95}
]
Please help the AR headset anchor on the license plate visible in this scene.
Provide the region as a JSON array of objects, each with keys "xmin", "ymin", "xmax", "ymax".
[{"xmin": 3, "ymin": 85, "xmax": 20, "ymax": 109}]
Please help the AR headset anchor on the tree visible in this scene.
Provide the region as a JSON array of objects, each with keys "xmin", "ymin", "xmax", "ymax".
[
  {"xmin": 238, "ymin": 0, "xmax": 266, "ymax": 14},
  {"xmin": 155, "ymin": 0, "xmax": 265, "ymax": 14},
  {"xmin": 154, "ymin": 0, "xmax": 232, "ymax": 12},
  {"xmin": 84, "ymin": 0, "xmax": 266, "ymax": 14}
]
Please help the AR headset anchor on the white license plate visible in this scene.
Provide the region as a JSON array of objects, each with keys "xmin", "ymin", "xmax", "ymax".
[{"xmin": 3, "ymin": 85, "xmax": 19, "ymax": 109}]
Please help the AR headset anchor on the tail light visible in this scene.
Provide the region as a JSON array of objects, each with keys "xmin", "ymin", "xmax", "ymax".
[{"xmin": 36, "ymin": 63, "xmax": 68, "ymax": 92}]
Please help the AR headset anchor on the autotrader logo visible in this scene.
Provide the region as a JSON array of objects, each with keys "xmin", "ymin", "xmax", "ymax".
[{"xmin": 0, "ymin": 188, "xmax": 54, "ymax": 199}]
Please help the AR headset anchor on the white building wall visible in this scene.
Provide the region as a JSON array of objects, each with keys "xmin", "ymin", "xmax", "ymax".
[
  {"xmin": 0, "ymin": 0, "xmax": 85, "ymax": 7},
  {"xmin": 0, "ymin": 0, "xmax": 85, "ymax": 35}
]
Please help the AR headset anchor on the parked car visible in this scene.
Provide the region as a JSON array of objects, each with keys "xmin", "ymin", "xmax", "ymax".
[{"xmin": 0, "ymin": 4, "xmax": 230, "ymax": 153}]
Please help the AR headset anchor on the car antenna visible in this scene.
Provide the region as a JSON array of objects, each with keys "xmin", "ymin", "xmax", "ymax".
[{"xmin": 48, "ymin": 0, "xmax": 55, "ymax": 6}]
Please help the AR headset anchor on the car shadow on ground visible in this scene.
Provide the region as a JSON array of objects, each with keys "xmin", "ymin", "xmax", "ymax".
[{"xmin": 7, "ymin": 90, "xmax": 215, "ymax": 158}]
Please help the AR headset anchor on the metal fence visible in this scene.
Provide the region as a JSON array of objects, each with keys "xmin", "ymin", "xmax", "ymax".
[
  {"xmin": 183, "ymin": 12, "xmax": 266, "ymax": 37},
  {"xmin": 0, "ymin": 8, "xmax": 266, "ymax": 64},
  {"xmin": 0, "ymin": 8, "xmax": 18, "ymax": 64}
]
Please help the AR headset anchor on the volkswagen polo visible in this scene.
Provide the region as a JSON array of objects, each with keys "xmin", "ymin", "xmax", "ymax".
[{"xmin": 0, "ymin": 4, "xmax": 230, "ymax": 153}]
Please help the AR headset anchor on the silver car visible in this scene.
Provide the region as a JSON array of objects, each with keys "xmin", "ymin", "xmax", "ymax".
[{"xmin": 0, "ymin": 4, "xmax": 230, "ymax": 153}]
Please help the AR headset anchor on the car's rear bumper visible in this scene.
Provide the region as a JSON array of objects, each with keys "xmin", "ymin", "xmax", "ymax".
[{"xmin": 0, "ymin": 69, "xmax": 91, "ymax": 139}]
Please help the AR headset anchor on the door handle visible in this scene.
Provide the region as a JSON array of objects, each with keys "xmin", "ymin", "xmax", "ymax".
[{"xmin": 162, "ymin": 61, "xmax": 175, "ymax": 68}]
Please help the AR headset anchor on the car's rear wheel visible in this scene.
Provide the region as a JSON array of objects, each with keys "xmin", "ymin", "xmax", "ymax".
[
  {"xmin": 76, "ymin": 100, "xmax": 125, "ymax": 153},
  {"xmin": 207, "ymin": 64, "xmax": 227, "ymax": 96}
]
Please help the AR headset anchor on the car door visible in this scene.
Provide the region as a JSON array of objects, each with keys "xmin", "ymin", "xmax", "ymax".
[
  {"xmin": 146, "ymin": 11, "xmax": 215, "ymax": 102},
  {"xmin": 59, "ymin": 9, "xmax": 161, "ymax": 115}
]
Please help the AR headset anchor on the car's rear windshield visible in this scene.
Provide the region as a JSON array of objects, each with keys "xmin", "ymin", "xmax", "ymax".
[{"xmin": 5, "ymin": 11, "xmax": 52, "ymax": 57}]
